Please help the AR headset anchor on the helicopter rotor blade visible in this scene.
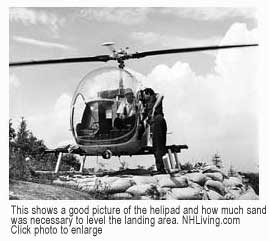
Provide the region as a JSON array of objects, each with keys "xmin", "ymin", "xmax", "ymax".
[
  {"xmin": 9, "ymin": 55, "xmax": 112, "ymax": 67},
  {"xmin": 130, "ymin": 44, "xmax": 258, "ymax": 59},
  {"xmin": 9, "ymin": 43, "xmax": 258, "ymax": 67}
]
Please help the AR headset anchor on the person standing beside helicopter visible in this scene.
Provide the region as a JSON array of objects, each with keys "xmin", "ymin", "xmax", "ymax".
[{"xmin": 143, "ymin": 88, "xmax": 167, "ymax": 174}]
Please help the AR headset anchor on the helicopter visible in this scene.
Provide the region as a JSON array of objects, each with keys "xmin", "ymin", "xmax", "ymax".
[{"xmin": 9, "ymin": 42, "xmax": 258, "ymax": 173}]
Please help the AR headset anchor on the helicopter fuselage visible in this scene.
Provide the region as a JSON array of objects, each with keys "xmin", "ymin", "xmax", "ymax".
[{"xmin": 69, "ymin": 66, "xmax": 149, "ymax": 158}]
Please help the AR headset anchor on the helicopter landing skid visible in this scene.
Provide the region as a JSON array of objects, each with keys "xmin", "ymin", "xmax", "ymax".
[
  {"xmin": 43, "ymin": 144, "xmax": 188, "ymax": 174},
  {"xmin": 137, "ymin": 144, "xmax": 188, "ymax": 155},
  {"xmin": 138, "ymin": 144, "xmax": 188, "ymax": 174}
]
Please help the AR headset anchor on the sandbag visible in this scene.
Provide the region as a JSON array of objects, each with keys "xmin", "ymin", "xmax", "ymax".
[
  {"xmin": 188, "ymin": 182, "xmax": 203, "ymax": 190},
  {"xmin": 167, "ymin": 187, "xmax": 203, "ymax": 200},
  {"xmin": 202, "ymin": 165, "xmax": 222, "ymax": 173},
  {"xmin": 205, "ymin": 172, "xmax": 224, "ymax": 182},
  {"xmin": 156, "ymin": 175, "xmax": 189, "ymax": 188},
  {"xmin": 132, "ymin": 176, "xmax": 158, "ymax": 185},
  {"xmin": 202, "ymin": 166, "xmax": 227, "ymax": 177},
  {"xmin": 80, "ymin": 184, "xmax": 96, "ymax": 193},
  {"xmin": 223, "ymin": 177, "xmax": 243, "ymax": 188},
  {"xmin": 110, "ymin": 192, "xmax": 133, "ymax": 200},
  {"xmin": 59, "ymin": 176, "xmax": 71, "ymax": 181},
  {"xmin": 206, "ymin": 190, "xmax": 225, "ymax": 200},
  {"xmin": 185, "ymin": 172, "xmax": 208, "ymax": 185},
  {"xmin": 138, "ymin": 195, "xmax": 154, "ymax": 200},
  {"xmin": 76, "ymin": 177, "xmax": 97, "ymax": 184},
  {"xmin": 77, "ymin": 178, "xmax": 97, "ymax": 189},
  {"xmin": 225, "ymin": 188, "xmax": 243, "ymax": 200},
  {"xmin": 126, "ymin": 184, "xmax": 156, "ymax": 196},
  {"xmin": 107, "ymin": 178, "xmax": 134, "ymax": 193},
  {"xmin": 56, "ymin": 180, "xmax": 78, "ymax": 189},
  {"xmin": 101, "ymin": 176, "xmax": 120, "ymax": 185},
  {"xmin": 154, "ymin": 174, "xmax": 171, "ymax": 180},
  {"xmin": 204, "ymin": 180, "xmax": 226, "ymax": 196},
  {"xmin": 164, "ymin": 193, "xmax": 178, "ymax": 200},
  {"xmin": 53, "ymin": 179, "xmax": 66, "ymax": 186},
  {"xmin": 238, "ymin": 187, "xmax": 259, "ymax": 200}
]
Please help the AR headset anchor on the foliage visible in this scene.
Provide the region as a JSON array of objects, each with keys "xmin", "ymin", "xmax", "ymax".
[
  {"xmin": 60, "ymin": 154, "xmax": 81, "ymax": 171},
  {"xmin": 9, "ymin": 119, "xmax": 16, "ymax": 143},
  {"xmin": 9, "ymin": 118, "xmax": 80, "ymax": 180},
  {"xmin": 118, "ymin": 159, "xmax": 128, "ymax": 171},
  {"xmin": 147, "ymin": 165, "xmax": 155, "ymax": 172},
  {"xmin": 240, "ymin": 172, "xmax": 259, "ymax": 195},
  {"xmin": 181, "ymin": 161, "xmax": 194, "ymax": 172},
  {"xmin": 193, "ymin": 161, "xmax": 207, "ymax": 169},
  {"xmin": 212, "ymin": 153, "xmax": 223, "ymax": 168},
  {"xmin": 136, "ymin": 164, "xmax": 145, "ymax": 169},
  {"xmin": 228, "ymin": 165, "xmax": 238, "ymax": 177}
]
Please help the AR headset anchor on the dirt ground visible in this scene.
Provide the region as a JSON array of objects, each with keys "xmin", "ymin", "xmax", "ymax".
[{"xmin": 9, "ymin": 180, "xmax": 93, "ymax": 200}]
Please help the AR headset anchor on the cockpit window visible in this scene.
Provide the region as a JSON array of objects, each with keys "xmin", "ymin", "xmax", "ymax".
[{"xmin": 71, "ymin": 67, "xmax": 140, "ymax": 144}]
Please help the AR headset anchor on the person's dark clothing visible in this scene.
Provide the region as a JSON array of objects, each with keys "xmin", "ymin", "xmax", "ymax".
[
  {"xmin": 114, "ymin": 115, "xmax": 135, "ymax": 130},
  {"xmin": 144, "ymin": 94, "xmax": 167, "ymax": 173},
  {"xmin": 144, "ymin": 94, "xmax": 164, "ymax": 118},
  {"xmin": 151, "ymin": 114, "xmax": 167, "ymax": 172}
]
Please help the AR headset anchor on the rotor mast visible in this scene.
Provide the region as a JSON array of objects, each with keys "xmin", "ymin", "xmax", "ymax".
[{"xmin": 102, "ymin": 42, "xmax": 129, "ymax": 91}]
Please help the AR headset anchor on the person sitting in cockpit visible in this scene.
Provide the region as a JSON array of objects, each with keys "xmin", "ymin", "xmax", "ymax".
[{"xmin": 114, "ymin": 88, "xmax": 136, "ymax": 129}]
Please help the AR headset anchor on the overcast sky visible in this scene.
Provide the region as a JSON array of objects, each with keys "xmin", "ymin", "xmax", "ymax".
[{"xmin": 9, "ymin": 7, "xmax": 258, "ymax": 171}]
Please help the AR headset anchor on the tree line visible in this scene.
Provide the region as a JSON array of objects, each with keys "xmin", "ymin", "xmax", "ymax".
[{"xmin": 9, "ymin": 117, "xmax": 80, "ymax": 180}]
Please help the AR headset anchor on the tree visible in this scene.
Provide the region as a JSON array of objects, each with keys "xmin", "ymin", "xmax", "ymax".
[
  {"xmin": 9, "ymin": 119, "xmax": 16, "ymax": 154},
  {"xmin": 60, "ymin": 154, "xmax": 81, "ymax": 171},
  {"xmin": 15, "ymin": 117, "xmax": 30, "ymax": 154},
  {"xmin": 9, "ymin": 119, "xmax": 16, "ymax": 142},
  {"xmin": 10, "ymin": 117, "xmax": 45, "ymax": 179},
  {"xmin": 212, "ymin": 153, "xmax": 223, "ymax": 168},
  {"xmin": 9, "ymin": 119, "xmax": 18, "ymax": 179},
  {"xmin": 228, "ymin": 165, "xmax": 238, "ymax": 177},
  {"xmin": 9, "ymin": 117, "xmax": 81, "ymax": 180}
]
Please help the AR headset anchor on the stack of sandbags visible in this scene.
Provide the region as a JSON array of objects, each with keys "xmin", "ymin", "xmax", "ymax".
[{"xmin": 52, "ymin": 167, "xmax": 258, "ymax": 200}]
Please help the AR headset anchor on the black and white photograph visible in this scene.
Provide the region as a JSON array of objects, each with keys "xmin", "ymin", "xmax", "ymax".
[{"xmin": 9, "ymin": 7, "xmax": 259, "ymax": 200}]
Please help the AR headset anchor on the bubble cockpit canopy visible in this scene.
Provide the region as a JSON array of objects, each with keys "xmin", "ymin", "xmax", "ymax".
[{"xmin": 71, "ymin": 67, "xmax": 140, "ymax": 145}]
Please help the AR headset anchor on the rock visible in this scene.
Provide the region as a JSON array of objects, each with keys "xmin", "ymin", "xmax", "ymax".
[
  {"xmin": 204, "ymin": 180, "xmax": 226, "ymax": 196},
  {"xmin": 185, "ymin": 172, "xmax": 208, "ymax": 185},
  {"xmin": 126, "ymin": 184, "xmax": 156, "ymax": 196},
  {"xmin": 205, "ymin": 172, "xmax": 224, "ymax": 182},
  {"xmin": 156, "ymin": 175, "xmax": 189, "ymax": 188},
  {"xmin": 166, "ymin": 187, "xmax": 203, "ymax": 200}
]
